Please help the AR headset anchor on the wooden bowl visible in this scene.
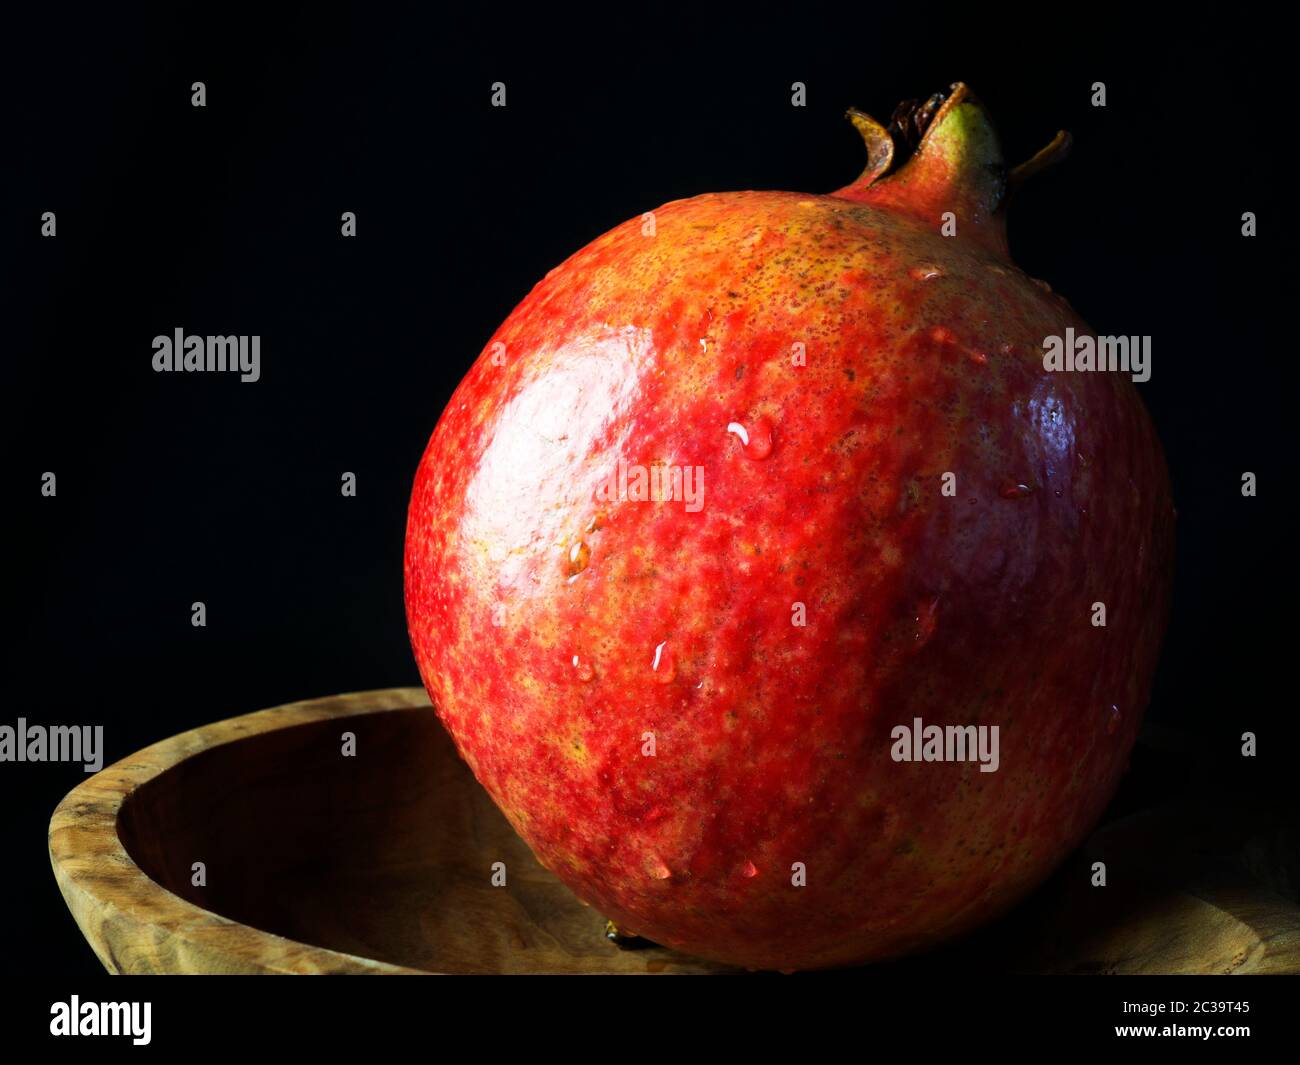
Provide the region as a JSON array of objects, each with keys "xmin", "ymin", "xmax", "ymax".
[{"xmin": 49, "ymin": 688, "xmax": 1300, "ymax": 974}]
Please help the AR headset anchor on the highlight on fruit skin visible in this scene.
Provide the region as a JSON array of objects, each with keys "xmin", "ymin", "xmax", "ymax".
[{"xmin": 403, "ymin": 81, "xmax": 1175, "ymax": 971}]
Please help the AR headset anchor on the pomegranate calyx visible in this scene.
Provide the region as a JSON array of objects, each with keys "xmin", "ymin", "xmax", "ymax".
[
  {"xmin": 1008, "ymin": 128, "xmax": 1073, "ymax": 190},
  {"xmin": 843, "ymin": 107, "xmax": 895, "ymax": 187},
  {"xmin": 834, "ymin": 82, "xmax": 1010, "ymax": 258}
]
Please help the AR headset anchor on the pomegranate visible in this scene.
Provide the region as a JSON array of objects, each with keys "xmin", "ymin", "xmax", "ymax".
[{"xmin": 404, "ymin": 83, "xmax": 1174, "ymax": 970}]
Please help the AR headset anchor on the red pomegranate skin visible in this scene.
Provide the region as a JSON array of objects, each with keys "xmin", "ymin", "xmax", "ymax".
[{"xmin": 404, "ymin": 85, "xmax": 1174, "ymax": 970}]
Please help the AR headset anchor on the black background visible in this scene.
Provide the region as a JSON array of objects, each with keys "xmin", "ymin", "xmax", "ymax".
[{"xmin": 4, "ymin": 3, "xmax": 1293, "ymax": 987}]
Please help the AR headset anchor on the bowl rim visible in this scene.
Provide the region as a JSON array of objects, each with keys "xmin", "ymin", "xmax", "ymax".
[{"xmin": 48, "ymin": 686, "xmax": 436, "ymax": 975}]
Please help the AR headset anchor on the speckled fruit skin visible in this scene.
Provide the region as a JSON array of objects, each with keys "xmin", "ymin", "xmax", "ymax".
[{"xmin": 405, "ymin": 85, "xmax": 1174, "ymax": 971}]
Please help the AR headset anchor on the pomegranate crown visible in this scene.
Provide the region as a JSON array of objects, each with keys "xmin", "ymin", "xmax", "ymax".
[{"xmin": 834, "ymin": 82, "xmax": 1071, "ymax": 258}]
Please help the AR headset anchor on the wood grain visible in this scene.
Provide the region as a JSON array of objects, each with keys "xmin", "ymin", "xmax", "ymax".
[{"xmin": 48, "ymin": 688, "xmax": 1300, "ymax": 974}]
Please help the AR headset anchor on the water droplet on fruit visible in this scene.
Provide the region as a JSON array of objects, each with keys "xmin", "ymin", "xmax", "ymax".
[
  {"xmin": 1107, "ymin": 705, "xmax": 1121, "ymax": 735},
  {"xmin": 999, "ymin": 483, "xmax": 1035, "ymax": 500},
  {"xmin": 650, "ymin": 858, "xmax": 672, "ymax": 880},
  {"xmin": 567, "ymin": 540, "xmax": 590, "ymax": 576},
  {"xmin": 741, "ymin": 859, "xmax": 759, "ymax": 878},
  {"xmin": 968, "ymin": 350, "xmax": 988, "ymax": 366},
  {"xmin": 745, "ymin": 420, "xmax": 773, "ymax": 459},
  {"xmin": 910, "ymin": 264, "xmax": 943, "ymax": 281},
  {"xmin": 572, "ymin": 655, "xmax": 595, "ymax": 682},
  {"xmin": 727, "ymin": 418, "xmax": 773, "ymax": 459},
  {"xmin": 1031, "ymin": 277, "xmax": 1053, "ymax": 293},
  {"xmin": 651, "ymin": 640, "xmax": 676, "ymax": 682},
  {"xmin": 912, "ymin": 598, "xmax": 940, "ymax": 646},
  {"xmin": 585, "ymin": 512, "xmax": 605, "ymax": 534}
]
